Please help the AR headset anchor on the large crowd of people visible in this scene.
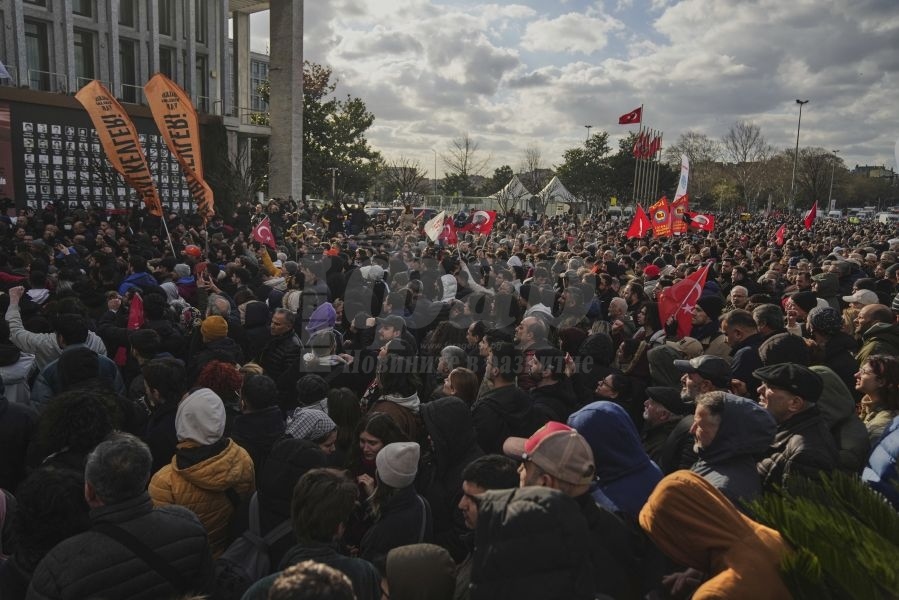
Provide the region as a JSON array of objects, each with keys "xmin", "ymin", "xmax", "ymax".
[{"xmin": 0, "ymin": 195, "xmax": 898, "ymax": 600}]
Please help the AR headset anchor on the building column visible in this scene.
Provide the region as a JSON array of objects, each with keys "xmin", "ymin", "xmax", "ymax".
[
  {"xmin": 9, "ymin": 0, "xmax": 28, "ymax": 86},
  {"xmin": 232, "ymin": 11, "xmax": 250, "ymax": 118},
  {"xmin": 58, "ymin": 0, "xmax": 75, "ymax": 92},
  {"xmin": 103, "ymin": 0, "xmax": 118, "ymax": 92},
  {"xmin": 268, "ymin": 0, "xmax": 303, "ymax": 201}
]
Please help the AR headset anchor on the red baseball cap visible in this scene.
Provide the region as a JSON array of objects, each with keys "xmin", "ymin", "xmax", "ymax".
[{"xmin": 503, "ymin": 422, "xmax": 595, "ymax": 486}]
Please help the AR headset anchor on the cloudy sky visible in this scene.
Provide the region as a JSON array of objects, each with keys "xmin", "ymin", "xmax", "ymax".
[{"xmin": 244, "ymin": 0, "xmax": 898, "ymax": 183}]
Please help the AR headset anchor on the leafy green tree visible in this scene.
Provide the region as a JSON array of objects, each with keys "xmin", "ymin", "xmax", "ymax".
[
  {"xmin": 255, "ymin": 61, "xmax": 382, "ymax": 200},
  {"xmin": 554, "ymin": 132, "xmax": 614, "ymax": 210},
  {"xmin": 485, "ymin": 165, "xmax": 513, "ymax": 195}
]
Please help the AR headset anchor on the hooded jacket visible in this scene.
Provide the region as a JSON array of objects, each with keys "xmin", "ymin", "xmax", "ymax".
[
  {"xmin": 818, "ymin": 331, "xmax": 859, "ymax": 395},
  {"xmin": 470, "ymin": 487, "xmax": 596, "ymax": 600},
  {"xmin": 471, "ymin": 385, "xmax": 540, "ymax": 455},
  {"xmin": 148, "ymin": 438, "xmax": 255, "ymax": 556},
  {"xmin": 370, "ymin": 393, "xmax": 423, "ymax": 443},
  {"xmin": 242, "ymin": 301, "xmax": 273, "ymax": 359},
  {"xmin": 230, "ymin": 406, "xmax": 287, "ymax": 474},
  {"xmin": 862, "ymin": 415, "xmax": 899, "ymax": 510},
  {"xmin": 360, "ymin": 484, "xmax": 433, "ymax": 562},
  {"xmin": 420, "ymin": 397, "xmax": 484, "ymax": 561},
  {"xmin": 567, "ymin": 401, "xmax": 662, "ymax": 523},
  {"xmin": 639, "ymin": 471, "xmax": 792, "ymax": 600},
  {"xmin": 757, "ymin": 405, "xmax": 839, "ymax": 494},
  {"xmin": 691, "ymin": 395, "xmax": 776, "ymax": 506},
  {"xmin": 0, "ymin": 393, "xmax": 38, "ymax": 492},
  {"xmin": 0, "ymin": 344, "xmax": 35, "ymax": 404},
  {"xmin": 811, "ymin": 365, "xmax": 869, "ymax": 473},
  {"xmin": 530, "ymin": 379, "xmax": 580, "ymax": 423},
  {"xmin": 117, "ymin": 271, "xmax": 160, "ymax": 296},
  {"xmin": 856, "ymin": 322, "xmax": 899, "ymax": 365}
]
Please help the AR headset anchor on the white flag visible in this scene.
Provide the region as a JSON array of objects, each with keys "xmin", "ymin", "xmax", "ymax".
[
  {"xmin": 424, "ymin": 210, "xmax": 446, "ymax": 242},
  {"xmin": 674, "ymin": 154, "xmax": 690, "ymax": 201},
  {"xmin": 0, "ymin": 60, "xmax": 11, "ymax": 81}
]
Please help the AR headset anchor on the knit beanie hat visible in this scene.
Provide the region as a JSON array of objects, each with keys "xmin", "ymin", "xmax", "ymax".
[
  {"xmin": 174, "ymin": 263, "xmax": 191, "ymax": 279},
  {"xmin": 807, "ymin": 306, "xmax": 843, "ymax": 335},
  {"xmin": 201, "ymin": 315, "xmax": 228, "ymax": 343},
  {"xmin": 286, "ymin": 408, "xmax": 336, "ymax": 442},
  {"xmin": 696, "ymin": 296, "xmax": 724, "ymax": 321},
  {"xmin": 790, "ymin": 291, "xmax": 818, "ymax": 314},
  {"xmin": 376, "ymin": 442, "xmax": 420, "ymax": 489},
  {"xmin": 307, "ymin": 302, "xmax": 337, "ymax": 335},
  {"xmin": 176, "ymin": 388, "xmax": 226, "ymax": 445}
]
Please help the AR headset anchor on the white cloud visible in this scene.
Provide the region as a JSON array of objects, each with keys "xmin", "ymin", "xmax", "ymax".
[{"xmin": 522, "ymin": 12, "xmax": 624, "ymax": 55}]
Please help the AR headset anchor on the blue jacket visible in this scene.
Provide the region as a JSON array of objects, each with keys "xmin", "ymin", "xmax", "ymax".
[
  {"xmin": 117, "ymin": 271, "xmax": 159, "ymax": 295},
  {"xmin": 862, "ymin": 415, "xmax": 899, "ymax": 510},
  {"xmin": 568, "ymin": 401, "xmax": 662, "ymax": 523},
  {"xmin": 30, "ymin": 345, "xmax": 125, "ymax": 412}
]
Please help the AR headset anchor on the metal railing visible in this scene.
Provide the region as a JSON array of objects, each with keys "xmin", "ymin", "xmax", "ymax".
[
  {"xmin": 238, "ymin": 106, "xmax": 268, "ymax": 126},
  {"xmin": 120, "ymin": 83, "xmax": 145, "ymax": 104},
  {"xmin": 77, "ymin": 76, "xmax": 111, "ymax": 91},
  {"xmin": 27, "ymin": 69, "xmax": 67, "ymax": 92},
  {"xmin": 195, "ymin": 95, "xmax": 210, "ymax": 113}
]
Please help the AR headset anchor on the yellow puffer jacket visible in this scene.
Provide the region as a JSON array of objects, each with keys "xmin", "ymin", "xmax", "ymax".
[{"xmin": 149, "ymin": 438, "xmax": 255, "ymax": 557}]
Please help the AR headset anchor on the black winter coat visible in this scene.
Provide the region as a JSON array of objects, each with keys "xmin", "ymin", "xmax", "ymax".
[
  {"xmin": 360, "ymin": 485, "xmax": 432, "ymax": 562},
  {"xmin": 0, "ymin": 395, "xmax": 38, "ymax": 492}
]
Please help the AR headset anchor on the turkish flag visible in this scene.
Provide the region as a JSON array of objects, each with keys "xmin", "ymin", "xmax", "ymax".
[
  {"xmin": 685, "ymin": 210, "xmax": 715, "ymax": 232},
  {"xmin": 115, "ymin": 292, "xmax": 145, "ymax": 367},
  {"xmin": 626, "ymin": 205, "xmax": 652, "ymax": 239},
  {"xmin": 648, "ymin": 136, "xmax": 662, "ymax": 156},
  {"xmin": 658, "ymin": 263, "xmax": 711, "ymax": 339},
  {"xmin": 460, "ymin": 210, "xmax": 496, "ymax": 236},
  {"xmin": 803, "ymin": 201, "xmax": 817, "ymax": 230},
  {"xmin": 774, "ymin": 223, "xmax": 786, "ymax": 246},
  {"xmin": 618, "ymin": 107, "xmax": 642, "ymax": 125},
  {"xmin": 632, "ymin": 132, "xmax": 648, "ymax": 159},
  {"xmin": 439, "ymin": 217, "xmax": 458, "ymax": 245},
  {"xmin": 252, "ymin": 216, "xmax": 277, "ymax": 249}
]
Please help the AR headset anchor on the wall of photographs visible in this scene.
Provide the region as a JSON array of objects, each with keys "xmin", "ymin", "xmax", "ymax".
[{"xmin": 2, "ymin": 100, "xmax": 197, "ymax": 213}]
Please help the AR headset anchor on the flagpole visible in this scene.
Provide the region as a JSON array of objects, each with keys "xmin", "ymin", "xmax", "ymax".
[
  {"xmin": 637, "ymin": 129, "xmax": 650, "ymax": 205},
  {"xmin": 652, "ymin": 132, "xmax": 663, "ymax": 200},
  {"xmin": 631, "ymin": 124, "xmax": 642, "ymax": 205},
  {"xmin": 160, "ymin": 212, "xmax": 177, "ymax": 257}
]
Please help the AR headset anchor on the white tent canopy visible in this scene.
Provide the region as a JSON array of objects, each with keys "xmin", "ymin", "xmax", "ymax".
[
  {"xmin": 537, "ymin": 176, "xmax": 579, "ymax": 205},
  {"xmin": 489, "ymin": 175, "xmax": 533, "ymax": 202}
]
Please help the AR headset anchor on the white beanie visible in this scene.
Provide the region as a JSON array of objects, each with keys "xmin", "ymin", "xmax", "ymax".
[
  {"xmin": 376, "ymin": 442, "xmax": 420, "ymax": 489},
  {"xmin": 176, "ymin": 388, "xmax": 226, "ymax": 445}
]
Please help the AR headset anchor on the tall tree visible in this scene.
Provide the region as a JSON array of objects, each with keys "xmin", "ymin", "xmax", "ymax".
[
  {"xmin": 795, "ymin": 147, "xmax": 837, "ymax": 209},
  {"xmin": 721, "ymin": 121, "xmax": 773, "ymax": 211},
  {"xmin": 441, "ymin": 133, "xmax": 491, "ymax": 196},
  {"xmin": 256, "ymin": 61, "xmax": 382, "ymax": 199},
  {"xmin": 554, "ymin": 132, "xmax": 614, "ymax": 211},
  {"xmin": 519, "ymin": 144, "xmax": 548, "ymax": 194},
  {"xmin": 664, "ymin": 131, "xmax": 721, "ymax": 204},
  {"xmin": 379, "ymin": 157, "xmax": 429, "ymax": 199}
]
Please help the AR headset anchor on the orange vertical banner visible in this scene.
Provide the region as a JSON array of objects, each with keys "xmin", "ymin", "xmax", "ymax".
[
  {"xmin": 144, "ymin": 73, "xmax": 214, "ymax": 221},
  {"xmin": 671, "ymin": 194, "xmax": 689, "ymax": 235},
  {"xmin": 75, "ymin": 80, "xmax": 163, "ymax": 216}
]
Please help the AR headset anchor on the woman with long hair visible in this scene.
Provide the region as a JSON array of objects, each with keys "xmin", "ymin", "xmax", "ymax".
[
  {"xmin": 855, "ymin": 354, "xmax": 899, "ymax": 444},
  {"xmin": 442, "ymin": 367, "xmax": 479, "ymax": 407}
]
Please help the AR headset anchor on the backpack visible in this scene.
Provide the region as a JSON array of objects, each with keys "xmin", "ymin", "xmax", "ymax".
[{"xmin": 212, "ymin": 492, "xmax": 293, "ymax": 600}]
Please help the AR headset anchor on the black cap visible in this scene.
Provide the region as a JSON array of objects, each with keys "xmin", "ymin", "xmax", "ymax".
[
  {"xmin": 673, "ymin": 355, "xmax": 731, "ymax": 388},
  {"xmin": 646, "ymin": 386, "xmax": 690, "ymax": 416},
  {"xmin": 752, "ymin": 363, "xmax": 823, "ymax": 402},
  {"xmin": 377, "ymin": 314, "xmax": 406, "ymax": 331}
]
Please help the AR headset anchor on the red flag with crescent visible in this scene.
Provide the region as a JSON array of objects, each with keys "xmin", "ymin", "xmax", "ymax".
[
  {"xmin": 626, "ymin": 205, "xmax": 652, "ymax": 239},
  {"xmin": 803, "ymin": 201, "xmax": 817, "ymax": 230},
  {"xmin": 685, "ymin": 210, "xmax": 715, "ymax": 232},
  {"xmin": 658, "ymin": 263, "xmax": 711, "ymax": 338},
  {"xmin": 774, "ymin": 223, "xmax": 786, "ymax": 247},
  {"xmin": 252, "ymin": 216, "xmax": 276, "ymax": 249},
  {"xmin": 618, "ymin": 107, "xmax": 642, "ymax": 125},
  {"xmin": 440, "ymin": 217, "xmax": 458, "ymax": 245},
  {"xmin": 460, "ymin": 210, "xmax": 496, "ymax": 236}
]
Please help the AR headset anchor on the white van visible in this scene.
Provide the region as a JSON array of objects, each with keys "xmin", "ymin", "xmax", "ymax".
[
  {"xmin": 827, "ymin": 210, "xmax": 842, "ymax": 219},
  {"xmin": 876, "ymin": 212, "xmax": 899, "ymax": 224}
]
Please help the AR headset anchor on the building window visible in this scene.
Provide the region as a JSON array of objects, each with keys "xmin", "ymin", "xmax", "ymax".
[
  {"xmin": 195, "ymin": 0, "xmax": 208, "ymax": 43},
  {"xmin": 195, "ymin": 54, "xmax": 208, "ymax": 111},
  {"xmin": 159, "ymin": 47, "xmax": 175, "ymax": 78},
  {"xmin": 158, "ymin": 0, "xmax": 174, "ymax": 37},
  {"xmin": 73, "ymin": 29, "xmax": 95, "ymax": 86},
  {"xmin": 119, "ymin": 0, "xmax": 137, "ymax": 27},
  {"xmin": 24, "ymin": 20, "xmax": 50, "ymax": 90},
  {"xmin": 72, "ymin": 0, "xmax": 94, "ymax": 17},
  {"xmin": 250, "ymin": 59, "xmax": 269, "ymax": 112},
  {"xmin": 119, "ymin": 39, "xmax": 137, "ymax": 102},
  {"xmin": 24, "ymin": 0, "xmax": 48, "ymax": 6}
]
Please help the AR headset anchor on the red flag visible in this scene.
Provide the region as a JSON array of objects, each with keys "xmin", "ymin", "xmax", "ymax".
[
  {"xmin": 685, "ymin": 211, "xmax": 715, "ymax": 232},
  {"xmin": 626, "ymin": 205, "xmax": 652, "ymax": 239},
  {"xmin": 774, "ymin": 223, "xmax": 786, "ymax": 246},
  {"xmin": 460, "ymin": 210, "xmax": 496, "ymax": 236},
  {"xmin": 618, "ymin": 107, "xmax": 642, "ymax": 125},
  {"xmin": 649, "ymin": 196, "xmax": 672, "ymax": 238},
  {"xmin": 114, "ymin": 292, "xmax": 145, "ymax": 367},
  {"xmin": 671, "ymin": 195, "xmax": 689, "ymax": 234},
  {"xmin": 252, "ymin": 216, "xmax": 276, "ymax": 249},
  {"xmin": 632, "ymin": 132, "xmax": 648, "ymax": 159},
  {"xmin": 648, "ymin": 136, "xmax": 662, "ymax": 156},
  {"xmin": 658, "ymin": 264, "xmax": 711, "ymax": 339},
  {"xmin": 803, "ymin": 201, "xmax": 817, "ymax": 230},
  {"xmin": 439, "ymin": 216, "xmax": 458, "ymax": 245}
]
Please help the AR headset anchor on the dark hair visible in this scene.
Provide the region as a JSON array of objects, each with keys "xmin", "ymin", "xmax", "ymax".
[
  {"xmin": 85, "ymin": 433, "xmax": 153, "ymax": 504},
  {"xmin": 639, "ymin": 301, "xmax": 662, "ymax": 332},
  {"xmin": 327, "ymin": 388, "xmax": 362, "ymax": 452},
  {"xmin": 57, "ymin": 346, "xmax": 99, "ymax": 388},
  {"xmin": 129, "ymin": 255, "xmax": 147, "ymax": 273},
  {"xmin": 242, "ymin": 373, "xmax": 278, "ymax": 410},
  {"xmin": 377, "ymin": 355, "xmax": 419, "ymax": 397},
  {"xmin": 291, "ymin": 469, "xmax": 358, "ymax": 543},
  {"xmin": 142, "ymin": 292, "xmax": 169, "ymax": 320},
  {"xmin": 12, "ymin": 467, "xmax": 91, "ymax": 571},
  {"xmin": 447, "ymin": 367, "xmax": 479, "ymax": 405},
  {"xmin": 38, "ymin": 389, "xmax": 114, "ymax": 457},
  {"xmin": 606, "ymin": 373, "xmax": 634, "ymax": 397},
  {"xmin": 461, "ymin": 455, "xmax": 520, "ymax": 490},
  {"xmin": 129, "ymin": 328, "xmax": 161, "ymax": 359},
  {"xmin": 347, "ymin": 412, "xmax": 408, "ymax": 472},
  {"xmin": 296, "ymin": 374, "xmax": 329, "ymax": 406},
  {"xmin": 142, "ymin": 357, "xmax": 187, "ymax": 404},
  {"xmin": 54, "ymin": 314, "xmax": 89, "ymax": 345},
  {"xmin": 753, "ymin": 304, "xmax": 784, "ymax": 330},
  {"xmin": 864, "ymin": 355, "xmax": 899, "ymax": 410},
  {"xmin": 269, "ymin": 561, "xmax": 355, "ymax": 600},
  {"xmin": 488, "ymin": 342, "xmax": 521, "ymax": 382},
  {"xmin": 722, "ymin": 309, "xmax": 756, "ymax": 330}
]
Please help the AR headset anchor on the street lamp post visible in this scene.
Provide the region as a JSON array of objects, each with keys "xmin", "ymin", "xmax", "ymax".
[
  {"xmin": 789, "ymin": 99, "xmax": 809, "ymax": 211},
  {"xmin": 828, "ymin": 149, "xmax": 840, "ymax": 211},
  {"xmin": 431, "ymin": 149, "xmax": 438, "ymax": 199},
  {"xmin": 327, "ymin": 167, "xmax": 339, "ymax": 201},
  {"xmin": 585, "ymin": 125, "xmax": 592, "ymax": 142}
]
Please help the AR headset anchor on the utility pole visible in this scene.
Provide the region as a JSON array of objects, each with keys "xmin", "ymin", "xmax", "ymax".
[
  {"xmin": 585, "ymin": 125, "xmax": 592, "ymax": 142},
  {"xmin": 327, "ymin": 167, "xmax": 339, "ymax": 201},
  {"xmin": 789, "ymin": 99, "xmax": 809, "ymax": 211},
  {"xmin": 828, "ymin": 149, "xmax": 840, "ymax": 211}
]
